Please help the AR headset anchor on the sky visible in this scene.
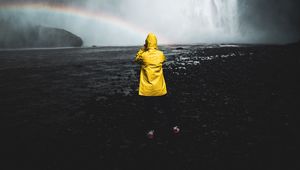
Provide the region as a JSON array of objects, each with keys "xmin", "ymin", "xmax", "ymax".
[{"xmin": 0, "ymin": 0, "xmax": 300, "ymax": 46}]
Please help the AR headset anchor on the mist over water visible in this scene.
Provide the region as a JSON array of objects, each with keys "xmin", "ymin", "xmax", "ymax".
[
  {"xmin": 0, "ymin": 0, "xmax": 299, "ymax": 46},
  {"xmin": 117, "ymin": 0, "xmax": 240, "ymax": 44}
]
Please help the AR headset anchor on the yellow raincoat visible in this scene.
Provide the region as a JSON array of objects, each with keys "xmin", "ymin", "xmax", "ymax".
[{"xmin": 135, "ymin": 33, "xmax": 167, "ymax": 96}]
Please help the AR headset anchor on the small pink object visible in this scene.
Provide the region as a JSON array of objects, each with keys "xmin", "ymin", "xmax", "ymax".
[
  {"xmin": 172, "ymin": 126, "xmax": 180, "ymax": 134},
  {"xmin": 147, "ymin": 130, "xmax": 155, "ymax": 139}
]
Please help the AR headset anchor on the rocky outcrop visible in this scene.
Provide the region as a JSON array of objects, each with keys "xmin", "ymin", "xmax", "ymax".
[{"xmin": 0, "ymin": 22, "xmax": 83, "ymax": 48}]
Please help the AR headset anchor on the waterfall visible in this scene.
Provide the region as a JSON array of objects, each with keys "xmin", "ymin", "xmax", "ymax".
[{"xmin": 179, "ymin": 0, "xmax": 239, "ymax": 42}]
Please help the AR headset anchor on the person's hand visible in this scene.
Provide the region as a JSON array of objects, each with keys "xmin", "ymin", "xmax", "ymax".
[{"xmin": 140, "ymin": 45, "xmax": 146, "ymax": 51}]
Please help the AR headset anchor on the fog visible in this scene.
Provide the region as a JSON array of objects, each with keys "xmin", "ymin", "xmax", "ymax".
[{"xmin": 0, "ymin": 0, "xmax": 300, "ymax": 46}]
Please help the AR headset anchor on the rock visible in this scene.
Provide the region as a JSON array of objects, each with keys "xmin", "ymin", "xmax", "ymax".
[
  {"xmin": 0, "ymin": 21, "xmax": 83, "ymax": 48},
  {"xmin": 176, "ymin": 47, "xmax": 184, "ymax": 50}
]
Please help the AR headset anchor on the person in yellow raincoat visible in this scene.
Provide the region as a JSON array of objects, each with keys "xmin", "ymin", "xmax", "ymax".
[
  {"xmin": 135, "ymin": 33, "xmax": 167, "ymax": 96},
  {"xmin": 135, "ymin": 33, "xmax": 179, "ymax": 139}
]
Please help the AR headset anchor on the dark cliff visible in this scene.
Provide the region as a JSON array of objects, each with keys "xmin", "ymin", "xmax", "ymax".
[{"xmin": 0, "ymin": 22, "xmax": 83, "ymax": 48}]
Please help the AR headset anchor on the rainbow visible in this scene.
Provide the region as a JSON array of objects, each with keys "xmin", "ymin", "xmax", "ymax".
[{"xmin": 0, "ymin": 2, "xmax": 171, "ymax": 44}]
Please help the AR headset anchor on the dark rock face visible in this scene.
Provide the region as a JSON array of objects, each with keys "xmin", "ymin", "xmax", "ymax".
[
  {"xmin": 35, "ymin": 26, "xmax": 83, "ymax": 48},
  {"xmin": 0, "ymin": 22, "xmax": 83, "ymax": 48}
]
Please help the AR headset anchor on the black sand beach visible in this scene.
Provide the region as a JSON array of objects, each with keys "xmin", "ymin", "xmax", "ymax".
[{"xmin": 0, "ymin": 44, "xmax": 299, "ymax": 170}]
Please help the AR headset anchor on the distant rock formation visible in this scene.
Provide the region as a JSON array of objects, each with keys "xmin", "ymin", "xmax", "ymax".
[
  {"xmin": 286, "ymin": 40, "xmax": 300, "ymax": 49},
  {"xmin": 176, "ymin": 47, "xmax": 184, "ymax": 50},
  {"xmin": 0, "ymin": 21, "xmax": 83, "ymax": 48}
]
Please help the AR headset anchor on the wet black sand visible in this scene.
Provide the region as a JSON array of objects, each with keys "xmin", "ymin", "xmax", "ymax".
[{"xmin": 0, "ymin": 44, "xmax": 299, "ymax": 170}]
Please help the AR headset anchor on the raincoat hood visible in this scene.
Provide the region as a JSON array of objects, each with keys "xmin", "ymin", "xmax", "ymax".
[{"xmin": 145, "ymin": 33, "xmax": 158, "ymax": 50}]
